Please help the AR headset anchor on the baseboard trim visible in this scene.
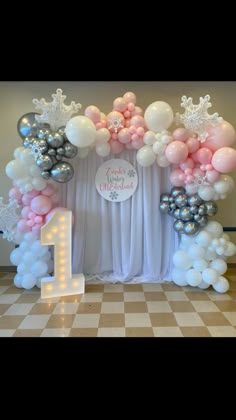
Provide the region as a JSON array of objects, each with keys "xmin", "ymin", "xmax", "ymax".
[{"xmin": 0, "ymin": 266, "xmax": 16, "ymax": 273}]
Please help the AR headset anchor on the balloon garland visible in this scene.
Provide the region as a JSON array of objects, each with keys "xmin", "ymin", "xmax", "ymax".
[{"xmin": 1, "ymin": 89, "xmax": 236, "ymax": 293}]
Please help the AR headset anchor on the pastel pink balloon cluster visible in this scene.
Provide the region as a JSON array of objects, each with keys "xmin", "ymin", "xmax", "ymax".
[
  {"xmin": 167, "ymin": 122, "xmax": 236, "ymax": 188},
  {"xmin": 16, "ymin": 184, "xmax": 59, "ymax": 237}
]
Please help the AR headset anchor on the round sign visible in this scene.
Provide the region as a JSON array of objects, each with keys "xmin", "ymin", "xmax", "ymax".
[{"xmin": 95, "ymin": 159, "xmax": 138, "ymax": 202}]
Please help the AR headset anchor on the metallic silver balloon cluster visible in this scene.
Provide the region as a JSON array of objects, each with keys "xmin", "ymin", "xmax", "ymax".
[
  {"xmin": 160, "ymin": 187, "xmax": 218, "ymax": 235},
  {"xmin": 17, "ymin": 112, "xmax": 78, "ymax": 183}
]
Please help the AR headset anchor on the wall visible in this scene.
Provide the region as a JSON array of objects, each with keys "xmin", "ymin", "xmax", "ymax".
[{"xmin": 0, "ymin": 81, "xmax": 236, "ymax": 265}]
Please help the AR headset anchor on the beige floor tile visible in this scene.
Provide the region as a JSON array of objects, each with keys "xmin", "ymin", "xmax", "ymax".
[
  {"xmin": 0, "ymin": 278, "xmax": 13, "ymax": 285},
  {"xmin": 207, "ymin": 326, "xmax": 236, "ymax": 337},
  {"xmin": 72, "ymin": 314, "xmax": 100, "ymax": 328},
  {"xmin": 147, "ymin": 301, "xmax": 172, "ymax": 313},
  {"xmin": 0, "ymin": 286, "xmax": 10, "ymax": 295},
  {"xmin": 0, "ymin": 304, "xmax": 11, "ymax": 315},
  {"xmin": 77, "ymin": 302, "xmax": 101, "ymax": 314},
  {"xmin": 23, "ymin": 286, "xmax": 39, "ymax": 295},
  {"xmin": 69, "ymin": 328, "xmax": 97, "ymax": 337},
  {"xmin": 4, "ymin": 303, "xmax": 34, "ymax": 316},
  {"xmin": 16, "ymin": 294, "xmax": 40, "ymax": 303},
  {"xmin": 162, "ymin": 283, "xmax": 184, "ymax": 291},
  {"xmin": 174, "ymin": 312, "xmax": 204, "ymax": 327},
  {"xmin": 124, "ymin": 302, "xmax": 147, "ymax": 313},
  {"xmin": 142, "ymin": 284, "xmax": 163, "ymax": 292},
  {"xmin": 191, "ymin": 301, "xmax": 220, "ymax": 312},
  {"xmin": 59, "ymin": 295, "xmax": 83, "ymax": 303},
  {"xmin": 41, "ymin": 328, "xmax": 71, "ymax": 337},
  {"xmin": 153, "ymin": 327, "xmax": 183, "ymax": 337},
  {"xmin": 123, "ymin": 284, "xmax": 143, "ymax": 292},
  {"xmin": 124, "ymin": 292, "xmax": 145, "ymax": 302},
  {"xmin": 39, "ymin": 297, "xmax": 60, "ymax": 304},
  {"xmin": 3, "ymin": 286, "xmax": 22, "ymax": 294},
  {"xmin": 214, "ymin": 300, "xmax": 236, "ymax": 312},
  {"xmin": 206, "ymin": 292, "xmax": 232, "ymax": 301},
  {"xmin": 199, "ymin": 312, "xmax": 230, "ymax": 326},
  {"xmin": 0, "ymin": 329, "xmax": 15, "ymax": 337},
  {"xmin": 103, "ymin": 284, "xmax": 124, "ymax": 293},
  {"xmin": 185, "ymin": 292, "xmax": 211, "ymax": 301},
  {"xmin": 80, "ymin": 293, "xmax": 103, "ymax": 302},
  {"xmin": 126, "ymin": 327, "xmax": 154, "ymax": 337},
  {"xmin": 180, "ymin": 327, "xmax": 211, "ymax": 337},
  {"xmin": 144, "ymin": 292, "xmax": 167, "ymax": 301},
  {"xmin": 125, "ymin": 313, "xmax": 151, "ymax": 328},
  {"xmin": 19, "ymin": 315, "xmax": 50, "ymax": 329},
  {"xmin": 101, "ymin": 302, "xmax": 124, "ymax": 313},
  {"xmin": 0, "ymin": 315, "xmax": 25, "ymax": 329},
  {"xmin": 29, "ymin": 303, "xmax": 57, "ymax": 315},
  {"xmin": 169, "ymin": 301, "xmax": 195, "ymax": 312},
  {"xmin": 150, "ymin": 313, "xmax": 177, "ymax": 327},
  {"xmin": 228, "ymin": 291, "xmax": 236, "ymax": 299},
  {"xmin": 223, "ymin": 312, "xmax": 236, "ymax": 326},
  {"xmin": 85, "ymin": 284, "xmax": 104, "ymax": 293},
  {"xmin": 99, "ymin": 314, "xmax": 125, "ymax": 328},
  {"xmin": 164, "ymin": 292, "xmax": 189, "ymax": 301},
  {"xmin": 13, "ymin": 329, "xmax": 43, "ymax": 337},
  {"xmin": 97, "ymin": 328, "xmax": 126, "ymax": 337},
  {"xmin": 46, "ymin": 314, "xmax": 75, "ymax": 328},
  {"xmin": 102, "ymin": 293, "xmax": 124, "ymax": 302},
  {"xmin": 53, "ymin": 303, "xmax": 79, "ymax": 314},
  {"xmin": 0, "ymin": 294, "xmax": 21, "ymax": 304}
]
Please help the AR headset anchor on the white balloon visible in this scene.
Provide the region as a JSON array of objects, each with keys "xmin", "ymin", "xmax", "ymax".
[
  {"xmin": 188, "ymin": 244, "xmax": 205, "ymax": 260},
  {"xmin": 32, "ymin": 177, "xmax": 47, "ymax": 191},
  {"xmin": 206, "ymin": 221, "xmax": 223, "ymax": 238},
  {"xmin": 29, "ymin": 164, "xmax": 41, "ymax": 177},
  {"xmin": 136, "ymin": 146, "xmax": 156, "ymax": 167},
  {"xmin": 10, "ymin": 248, "xmax": 23, "ymax": 265},
  {"xmin": 143, "ymin": 131, "xmax": 156, "ymax": 146},
  {"xmin": 23, "ymin": 251, "xmax": 37, "ymax": 265},
  {"xmin": 202, "ymin": 268, "xmax": 218, "ymax": 285},
  {"xmin": 14, "ymin": 147, "xmax": 25, "ymax": 159},
  {"xmin": 173, "ymin": 250, "xmax": 192, "ymax": 270},
  {"xmin": 36, "ymin": 278, "xmax": 42, "ymax": 288},
  {"xmin": 31, "ymin": 240, "xmax": 48, "ymax": 257},
  {"xmin": 14, "ymin": 273, "xmax": 23, "ymax": 288},
  {"xmin": 156, "ymin": 154, "xmax": 170, "ymax": 167},
  {"xmin": 5, "ymin": 160, "xmax": 27, "ymax": 180},
  {"xmin": 198, "ymin": 281, "xmax": 210, "ymax": 289},
  {"xmin": 20, "ymin": 148, "xmax": 34, "ymax": 163},
  {"xmin": 24, "ymin": 232, "xmax": 38, "ymax": 243},
  {"xmin": 193, "ymin": 259, "xmax": 208, "ymax": 272},
  {"xmin": 22, "ymin": 273, "xmax": 37, "ymax": 289},
  {"xmin": 198, "ymin": 185, "xmax": 215, "ymax": 201},
  {"xmin": 210, "ymin": 259, "xmax": 227, "ymax": 275},
  {"xmin": 31, "ymin": 261, "xmax": 48, "ymax": 277},
  {"xmin": 224, "ymin": 242, "xmax": 236, "ymax": 256},
  {"xmin": 171, "ymin": 268, "xmax": 188, "ymax": 286},
  {"xmin": 144, "ymin": 101, "xmax": 174, "ymax": 132},
  {"xmin": 186, "ymin": 269, "xmax": 202, "ymax": 286},
  {"xmin": 212, "ymin": 276, "xmax": 229, "ymax": 293},
  {"xmin": 17, "ymin": 262, "xmax": 28, "ymax": 275},
  {"xmin": 152, "ymin": 141, "xmax": 164, "ymax": 155},
  {"xmin": 65, "ymin": 116, "xmax": 96, "ymax": 148},
  {"xmin": 95, "ymin": 128, "xmax": 110, "ymax": 144},
  {"xmin": 185, "ymin": 183, "xmax": 199, "ymax": 195},
  {"xmin": 195, "ymin": 231, "xmax": 212, "ymax": 247},
  {"xmin": 96, "ymin": 143, "xmax": 111, "ymax": 157}
]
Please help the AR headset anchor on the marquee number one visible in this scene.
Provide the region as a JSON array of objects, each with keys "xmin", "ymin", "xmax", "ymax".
[{"xmin": 40, "ymin": 210, "xmax": 85, "ymax": 299}]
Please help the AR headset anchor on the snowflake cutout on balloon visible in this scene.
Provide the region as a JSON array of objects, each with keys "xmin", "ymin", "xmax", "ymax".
[
  {"xmin": 192, "ymin": 174, "xmax": 209, "ymax": 188},
  {"xmin": 108, "ymin": 118, "xmax": 124, "ymax": 133},
  {"xmin": 0, "ymin": 198, "xmax": 21, "ymax": 242},
  {"xmin": 109, "ymin": 191, "xmax": 119, "ymax": 201},
  {"xmin": 127, "ymin": 169, "xmax": 136, "ymax": 178},
  {"xmin": 32, "ymin": 88, "xmax": 82, "ymax": 131},
  {"xmin": 176, "ymin": 95, "xmax": 223, "ymax": 142},
  {"xmin": 29, "ymin": 143, "xmax": 44, "ymax": 160}
]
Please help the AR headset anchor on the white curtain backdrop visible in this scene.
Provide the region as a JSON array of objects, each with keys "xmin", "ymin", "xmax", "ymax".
[{"xmin": 60, "ymin": 150, "xmax": 179, "ymax": 283}]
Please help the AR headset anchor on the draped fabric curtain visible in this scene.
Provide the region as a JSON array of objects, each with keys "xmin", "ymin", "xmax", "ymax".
[{"xmin": 60, "ymin": 149, "xmax": 179, "ymax": 283}]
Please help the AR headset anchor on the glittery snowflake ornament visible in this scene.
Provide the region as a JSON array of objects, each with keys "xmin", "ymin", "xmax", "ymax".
[
  {"xmin": 32, "ymin": 88, "xmax": 82, "ymax": 131},
  {"xmin": 176, "ymin": 95, "xmax": 223, "ymax": 141},
  {"xmin": 0, "ymin": 198, "xmax": 21, "ymax": 242},
  {"xmin": 108, "ymin": 118, "xmax": 124, "ymax": 133}
]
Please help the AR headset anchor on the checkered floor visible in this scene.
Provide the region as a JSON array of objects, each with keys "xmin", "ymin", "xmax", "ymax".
[{"xmin": 1, "ymin": 271, "xmax": 236, "ymax": 337}]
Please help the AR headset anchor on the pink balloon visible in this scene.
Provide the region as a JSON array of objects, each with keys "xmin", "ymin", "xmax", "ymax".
[
  {"xmin": 125, "ymin": 119, "xmax": 131, "ymax": 128},
  {"xmin": 206, "ymin": 170, "xmax": 220, "ymax": 183},
  {"xmin": 180, "ymin": 158, "xmax": 194, "ymax": 170},
  {"xmin": 118, "ymin": 128, "xmax": 131, "ymax": 144},
  {"xmin": 125, "ymin": 143, "xmax": 133, "ymax": 149},
  {"xmin": 196, "ymin": 147, "xmax": 213, "ymax": 164},
  {"xmin": 123, "ymin": 92, "xmax": 136, "ymax": 105},
  {"xmin": 173, "ymin": 128, "xmax": 189, "ymax": 142},
  {"xmin": 193, "ymin": 168, "xmax": 205, "ymax": 178},
  {"xmin": 106, "ymin": 111, "xmax": 124, "ymax": 133},
  {"xmin": 45, "ymin": 207, "xmax": 73, "ymax": 224},
  {"xmin": 131, "ymin": 106, "xmax": 143, "ymax": 116},
  {"xmin": 212, "ymin": 147, "xmax": 236, "ymax": 173},
  {"xmin": 26, "ymin": 219, "xmax": 34, "ymax": 227},
  {"xmin": 9, "ymin": 187, "xmax": 22, "ymax": 203},
  {"xmin": 131, "ymin": 138, "xmax": 144, "ymax": 150},
  {"xmin": 17, "ymin": 219, "xmax": 31, "ymax": 233},
  {"xmin": 165, "ymin": 141, "xmax": 188, "ymax": 164},
  {"xmin": 85, "ymin": 106, "xmax": 101, "ymax": 123},
  {"xmin": 130, "ymin": 115, "xmax": 146, "ymax": 128},
  {"xmin": 35, "ymin": 215, "xmax": 43, "ymax": 224},
  {"xmin": 21, "ymin": 206, "xmax": 31, "ymax": 219},
  {"xmin": 109, "ymin": 140, "xmax": 125, "ymax": 154},
  {"xmin": 127, "ymin": 102, "xmax": 135, "ymax": 112},
  {"xmin": 131, "ymin": 133, "xmax": 139, "ymax": 142},
  {"xmin": 136, "ymin": 127, "xmax": 145, "ymax": 136},
  {"xmin": 30, "ymin": 195, "xmax": 52, "ymax": 215},
  {"xmin": 51, "ymin": 192, "xmax": 60, "ymax": 205},
  {"xmin": 42, "ymin": 184, "xmax": 56, "ymax": 197},
  {"xmin": 204, "ymin": 121, "xmax": 236, "ymax": 151},
  {"xmin": 113, "ymin": 97, "xmax": 127, "ymax": 112},
  {"xmin": 124, "ymin": 110, "xmax": 131, "ymax": 118},
  {"xmin": 186, "ymin": 137, "xmax": 200, "ymax": 153},
  {"xmin": 170, "ymin": 169, "xmax": 186, "ymax": 186}
]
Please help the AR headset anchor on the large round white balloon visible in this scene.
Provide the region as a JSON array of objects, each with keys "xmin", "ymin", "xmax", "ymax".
[
  {"xmin": 65, "ymin": 116, "xmax": 96, "ymax": 148},
  {"xmin": 136, "ymin": 146, "xmax": 156, "ymax": 167},
  {"xmin": 144, "ymin": 101, "xmax": 174, "ymax": 132}
]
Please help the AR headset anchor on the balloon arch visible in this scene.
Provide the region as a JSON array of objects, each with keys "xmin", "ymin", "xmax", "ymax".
[{"xmin": 1, "ymin": 89, "xmax": 236, "ymax": 294}]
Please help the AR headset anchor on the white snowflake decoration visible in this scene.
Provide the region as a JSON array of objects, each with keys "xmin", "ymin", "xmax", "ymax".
[
  {"xmin": 108, "ymin": 118, "xmax": 124, "ymax": 133},
  {"xmin": 0, "ymin": 198, "xmax": 21, "ymax": 242},
  {"xmin": 30, "ymin": 143, "xmax": 43, "ymax": 160},
  {"xmin": 32, "ymin": 88, "xmax": 82, "ymax": 131},
  {"xmin": 192, "ymin": 174, "xmax": 209, "ymax": 188},
  {"xmin": 176, "ymin": 95, "xmax": 223, "ymax": 141}
]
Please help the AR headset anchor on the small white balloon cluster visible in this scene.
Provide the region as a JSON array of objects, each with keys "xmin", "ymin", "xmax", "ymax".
[
  {"xmin": 172, "ymin": 221, "xmax": 236, "ymax": 293},
  {"xmin": 185, "ymin": 174, "xmax": 235, "ymax": 201},
  {"xmin": 6, "ymin": 147, "xmax": 47, "ymax": 193},
  {"xmin": 10, "ymin": 232, "xmax": 53, "ymax": 289}
]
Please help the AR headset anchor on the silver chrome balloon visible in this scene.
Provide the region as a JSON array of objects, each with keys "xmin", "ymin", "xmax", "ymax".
[
  {"xmin": 57, "ymin": 147, "xmax": 65, "ymax": 156},
  {"xmin": 63, "ymin": 142, "xmax": 78, "ymax": 158},
  {"xmin": 175, "ymin": 194, "xmax": 188, "ymax": 208},
  {"xmin": 47, "ymin": 132, "xmax": 64, "ymax": 149},
  {"xmin": 159, "ymin": 202, "xmax": 169, "ymax": 213},
  {"xmin": 171, "ymin": 186, "xmax": 186, "ymax": 198},
  {"xmin": 173, "ymin": 220, "xmax": 185, "ymax": 233},
  {"xmin": 189, "ymin": 205, "xmax": 199, "ymax": 215},
  {"xmin": 41, "ymin": 171, "xmax": 51, "ymax": 180},
  {"xmin": 198, "ymin": 215, "xmax": 208, "ymax": 227},
  {"xmin": 187, "ymin": 194, "xmax": 202, "ymax": 207},
  {"xmin": 198, "ymin": 204, "xmax": 207, "ymax": 216},
  {"xmin": 173, "ymin": 208, "xmax": 181, "ymax": 219},
  {"xmin": 160, "ymin": 193, "xmax": 170, "ymax": 203},
  {"xmin": 56, "ymin": 154, "xmax": 63, "ymax": 161},
  {"xmin": 184, "ymin": 221, "xmax": 199, "ymax": 235},
  {"xmin": 48, "ymin": 148, "xmax": 56, "ymax": 156},
  {"xmin": 205, "ymin": 201, "xmax": 218, "ymax": 216},
  {"xmin": 17, "ymin": 112, "xmax": 40, "ymax": 139},
  {"xmin": 23, "ymin": 137, "xmax": 35, "ymax": 148},
  {"xmin": 37, "ymin": 127, "xmax": 51, "ymax": 139},
  {"xmin": 36, "ymin": 154, "xmax": 54, "ymax": 171},
  {"xmin": 180, "ymin": 206, "xmax": 192, "ymax": 221},
  {"xmin": 50, "ymin": 162, "xmax": 74, "ymax": 183}
]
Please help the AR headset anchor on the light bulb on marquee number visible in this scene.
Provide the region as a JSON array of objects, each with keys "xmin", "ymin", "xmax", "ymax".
[{"xmin": 40, "ymin": 210, "xmax": 85, "ymax": 299}]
